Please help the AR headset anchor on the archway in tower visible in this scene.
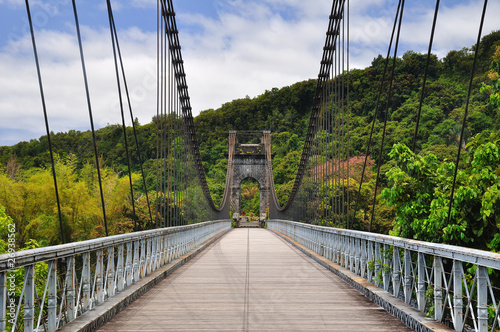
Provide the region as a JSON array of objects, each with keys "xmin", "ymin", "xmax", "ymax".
[{"xmin": 239, "ymin": 177, "xmax": 260, "ymax": 223}]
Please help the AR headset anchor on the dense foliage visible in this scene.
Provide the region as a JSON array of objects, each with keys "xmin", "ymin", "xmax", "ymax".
[{"xmin": 1, "ymin": 31, "xmax": 499, "ymax": 252}]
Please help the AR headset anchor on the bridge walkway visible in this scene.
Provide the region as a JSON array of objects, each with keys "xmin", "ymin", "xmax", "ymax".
[{"xmin": 98, "ymin": 228, "xmax": 412, "ymax": 331}]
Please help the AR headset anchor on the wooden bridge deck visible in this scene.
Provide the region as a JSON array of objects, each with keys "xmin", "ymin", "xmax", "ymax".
[{"xmin": 98, "ymin": 228, "xmax": 412, "ymax": 331}]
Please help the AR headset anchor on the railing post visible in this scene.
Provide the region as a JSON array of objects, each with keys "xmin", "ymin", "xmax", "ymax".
[
  {"xmin": 172, "ymin": 232, "xmax": 178, "ymax": 260},
  {"xmin": 383, "ymin": 244, "xmax": 390, "ymax": 291},
  {"xmin": 158, "ymin": 235, "xmax": 164, "ymax": 267},
  {"xmin": 417, "ymin": 252, "xmax": 426, "ymax": 312},
  {"xmin": 65, "ymin": 256, "xmax": 75, "ymax": 323},
  {"xmin": 319, "ymin": 231, "xmax": 324, "ymax": 256},
  {"xmin": 156, "ymin": 235, "xmax": 162, "ymax": 269},
  {"xmin": 367, "ymin": 241, "xmax": 373, "ymax": 283},
  {"xmin": 160, "ymin": 235, "xmax": 166, "ymax": 266},
  {"xmin": 328, "ymin": 232, "xmax": 334, "ymax": 261},
  {"xmin": 106, "ymin": 247, "xmax": 115, "ymax": 298},
  {"xmin": 183, "ymin": 229, "xmax": 188, "ymax": 254},
  {"xmin": 360, "ymin": 239, "xmax": 367, "ymax": 278},
  {"xmin": 404, "ymin": 249, "xmax": 412, "ymax": 304},
  {"xmin": 146, "ymin": 238, "xmax": 152, "ymax": 275},
  {"xmin": 125, "ymin": 242, "xmax": 133, "ymax": 287},
  {"xmin": 344, "ymin": 236, "xmax": 349, "ymax": 269},
  {"xmin": 24, "ymin": 264, "xmax": 34, "ymax": 332},
  {"xmin": 47, "ymin": 260, "xmax": 57, "ymax": 332},
  {"xmin": 477, "ymin": 265, "xmax": 488, "ymax": 332},
  {"xmin": 81, "ymin": 253, "xmax": 91, "ymax": 313},
  {"xmin": 95, "ymin": 249, "xmax": 104, "ymax": 305},
  {"xmin": 350, "ymin": 237, "xmax": 355, "ymax": 273},
  {"xmin": 354, "ymin": 238, "xmax": 360, "ymax": 275},
  {"xmin": 166, "ymin": 234, "xmax": 172, "ymax": 263},
  {"xmin": 179, "ymin": 231, "xmax": 185, "ymax": 256},
  {"xmin": 393, "ymin": 247, "xmax": 401, "ymax": 298},
  {"xmin": 140, "ymin": 238, "xmax": 146, "ymax": 278},
  {"xmin": 374, "ymin": 242, "xmax": 381, "ymax": 287},
  {"xmin": 133, "ymin": 240, "xmax": 140, "ymax": 282},
  {"xmin": 453, "ymin": 260, "xmax": 463, "ymax": 331},
  {"xmin": 0, "ymin": 271, "xmax": 6, "ymax": 332},
  {"xmin": 167, "ymin": 232, "xmax": 172, "ymax": 257},
  {"xmin": 434, "ymin": 256, "xmax": 444, "ymax": 322},
  {"xmin": 151, "ymin": 237, "xmax": 157, "ymax": 272},
  {"xmin": 116, "ymin": 245, "xmax": 124, "ymax": 292},
  {"xmin": 335, "ymin": 234, "xmax": 342, "ymax": 266},
  {"xmin": 316, "ymin": 230, "xmax": 321, "ymax": 254}
]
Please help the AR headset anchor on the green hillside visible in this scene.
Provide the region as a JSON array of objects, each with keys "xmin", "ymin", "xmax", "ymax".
[{"xmin": 1, "ymin": 31, "xmax": 499, "ymax": 248}]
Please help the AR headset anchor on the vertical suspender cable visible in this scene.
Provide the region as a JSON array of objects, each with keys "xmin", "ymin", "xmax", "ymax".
[
  {"xmin": 108, "ymin": 2, "xmax": 154, "ymax": 228},
  {"xmin": 325, "ymin": 49, "xmax": 331, "ymax": 226},
  {"xmin": 164, "ymin": 3, "xmax": 169, "ymax": 228},
  {"xmin": 155, "ymin": 0, "xmax": 161, "ymax": 227},
  {"xmin": 164, "ymin": 25, "xmax": 168, "ymax": 227},
  {"xmin": 446, "ymin": 0, "xmax": 489, "ymax": 227},
  {"xmin": 25, "ymin": 0, "xmax": 65, "ymax": 244},
  {"xmin": 71, "ymin": 0, "xmax": 109, "ymax": 236},
  {"xmin": 173, "ymin": 62, "xmax": 179, "ymax": 226},
  {"xmin": 167, "ymin": 46, "xmax": 173, "ymax": 227},
  {"xmin": 178, "ymin": 63, "xmax": 182, "ymax": 226},
  {"xmin": 338, "ymin": 11, "xmax": 346, "ymax": 228},
  {"xmin": 345, "ymin": 0, "xmax": 350, "ymax": 229},
  {"xmin": 162, "ymin": 30, "xmax": 166, "ymax": 228},
  {"xmin": 162, "ymin": 13, "xmax": 166, "ymax": 228},
  {"xmin": 106, "ymin": 0, "xmax": 137, "ymax": 231},
  {"xmin": 322, "ymin": 55, "xmax": 328, "ymax": 225},
  {"xmin": 329, "ymin": 29, "xmax": 334, "ymax": 227},
  {"xmin": 333, "ymin": 17, "xmax": 338, "ymax": 228},
  {"xmin": 164, "ymin": 5, "xmax": 169, "ymax": 228},
  {"xmin": 412, "ymin": 0, "xmax": 440, "ymax": 152},
  {"xmin": 337, "ymin": 21, "xmax": 342, "ymax": 228},
  {"xmin": 352, "ymin": 0, "xmax": 402, "ymax": 229},
  {"xmin": 369, "ymin": 0, "xmax": 405, "ymax": 232}
]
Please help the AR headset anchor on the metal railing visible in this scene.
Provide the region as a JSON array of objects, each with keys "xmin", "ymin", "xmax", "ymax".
[
  {"xmin": 268, "ymin": 219, "xmax": 500, "ymax": 332},
  {"xmin": 0, "ymin": 220, "xmax": 230, "ymax": 332}
]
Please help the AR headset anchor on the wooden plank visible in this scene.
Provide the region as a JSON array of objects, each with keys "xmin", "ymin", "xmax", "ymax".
[{"xmin": 98, "ymin": 229, "xmax": 412, "ymax": 331}]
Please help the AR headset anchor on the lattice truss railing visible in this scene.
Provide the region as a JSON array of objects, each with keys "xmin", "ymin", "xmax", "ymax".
[
  {"xmin": 269, "ymin": 220, "xmax": 500, "ymax": 332},
  {"xmin": 0, "ymin": 221, "xmax": 230, "ymax": 332}
]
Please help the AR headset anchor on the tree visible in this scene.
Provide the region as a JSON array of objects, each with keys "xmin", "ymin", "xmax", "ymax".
[
  {"xmin": 381, "ymin": 136, "xmax": 500, "ymax": 250},
  {"xmin": 481, "ymin": 46, "xmax": 500, "ymax": 114}
]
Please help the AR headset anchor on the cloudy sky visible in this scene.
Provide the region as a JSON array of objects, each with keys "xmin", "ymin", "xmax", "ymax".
[{"xmin": 0, "ymin": 0, "xmax": 498, "ymax": 146}]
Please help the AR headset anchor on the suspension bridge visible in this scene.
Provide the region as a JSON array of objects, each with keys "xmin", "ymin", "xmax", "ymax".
[{"xmin": 0, "ymin": 0, "xmax": 499, "ymax": 331}]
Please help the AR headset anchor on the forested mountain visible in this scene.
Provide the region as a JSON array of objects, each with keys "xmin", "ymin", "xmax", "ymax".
[{"xmin": 1, "ymin": 31, "xmax": 499, "ymax": 249}]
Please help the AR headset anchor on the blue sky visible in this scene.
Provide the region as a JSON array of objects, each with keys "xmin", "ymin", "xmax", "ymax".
[{"xmin": 0, "ymin": 0, "xmax": 499, "ymax": 146}]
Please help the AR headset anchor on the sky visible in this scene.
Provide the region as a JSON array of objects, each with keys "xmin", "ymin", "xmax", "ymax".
[{"xmin": 0, "ymin": 0, "xmax": 499, "ymax": 146}]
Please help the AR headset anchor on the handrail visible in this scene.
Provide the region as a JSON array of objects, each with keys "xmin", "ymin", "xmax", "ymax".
[
  {"xmin": 0, "ymin": 220, "xmax": 231, "ymax": 332},
  {"xmin": 268, "ymin": 219, "xmax": 500, "ymax": 332},
  {"xmin": 0, "ymin": 220, "xmax": 227, "ymax": 271},
  {"xmin": 271, "ymin": 220, "xmax": 500, "ymax": 270}
]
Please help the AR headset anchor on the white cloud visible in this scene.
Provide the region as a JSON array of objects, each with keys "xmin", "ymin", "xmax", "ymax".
[
  {"xmin": 178, "ymin": 0, "xmax": 331, "ymax": 114},
  {"xmin": 0, "ymin": 26, "xmax": 157, "ymax": 145},
  {"xmin": 0, "ymin": 0, "xmax": 499, "ymax": 146}
]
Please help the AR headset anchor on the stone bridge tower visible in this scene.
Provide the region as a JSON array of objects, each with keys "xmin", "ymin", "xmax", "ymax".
[{"xmin": 227, "ymin": 131, "xmax": 272, "ymax": 227}]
